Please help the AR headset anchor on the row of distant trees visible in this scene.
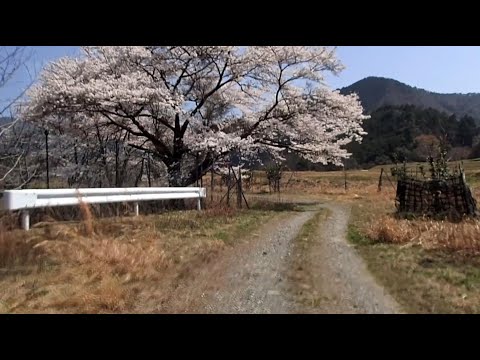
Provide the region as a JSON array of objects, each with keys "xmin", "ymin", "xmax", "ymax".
[{"xmin": 347, "ymin": 105, "xmax": 480, "ymax": 168}]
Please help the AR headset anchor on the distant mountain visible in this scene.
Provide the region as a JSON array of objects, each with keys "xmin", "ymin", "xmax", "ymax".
[
  {"xmin": 340, "ymin": 77, "xmax": 480, "ymax": 121},
  {"xmin": 346, "ymin": 104, "xmax": 479, "ymax": 167}
]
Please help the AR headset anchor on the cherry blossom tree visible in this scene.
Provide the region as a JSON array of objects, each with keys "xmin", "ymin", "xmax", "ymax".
[{"xmin": 23, "ymin": 46, "xmax": 368, "ymax": 187}]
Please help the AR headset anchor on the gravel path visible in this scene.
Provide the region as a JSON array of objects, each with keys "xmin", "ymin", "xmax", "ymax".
[
  {"xmin": 204, "ymin": 211, "xmax": 315, "ymax": 314},
  {"xmin": 200, "ymin": 202, "xmax": 402, "ymax": 314},
  {"xmin": 302, "ymin": 203, "xmax": 402, "ymax": 314}
]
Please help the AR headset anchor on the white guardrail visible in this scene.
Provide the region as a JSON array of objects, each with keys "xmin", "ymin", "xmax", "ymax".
[{"xmin": 0, "ymin": 187, "xmax": 206, "ymax": 231}]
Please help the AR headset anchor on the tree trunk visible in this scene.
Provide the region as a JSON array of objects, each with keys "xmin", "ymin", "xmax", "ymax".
[
  {"xmin": 115, "ymin": 140, "xmax": 119, "ymax": 187},
  {"xmin": 147, "ymin": 154, "xmax": 152, "ymax": 187},
  {"xmin": 236, "ymin": 168, "xmax": 242, "ymax": 209},
  {"xmin": 167, "ymin": 162, "xmax": 186, "ymax": 209},
  {"xmin": 227, "ymin": 166, "xmax": 231, "ymax": 207},
  {"xmin": 210, "ymin": 167, "xmax": 214, "ymax": 205},
  {"xmin": 134, "ymin": 158, "xmax": 144, "ymax": 187}
]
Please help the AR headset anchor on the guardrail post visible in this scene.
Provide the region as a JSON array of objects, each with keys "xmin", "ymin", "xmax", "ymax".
[
  {"xmin": 197, "ymin": 196, "xmax": 202, "ymax": 211},
  {"xmin": 21, "ymin": 210, "xmax": 30, "ymax": 231},
  {"xmin": 134, "ymin": 202, "xmax": 139, "ymax": 216}
]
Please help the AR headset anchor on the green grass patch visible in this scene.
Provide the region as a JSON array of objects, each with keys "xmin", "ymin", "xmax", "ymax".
[
  {"xmin": 287, "ymin": 209, "xmax": 330, "ymax": 311},
  {"xmin": 295, "ymin": 210, "xmax": 327, "ymax": 243},
  {"xmin": 348, "ymin": 204, "xmax": 480, "ymax": 314},
  {"xmin": 347, "ymin": 225, "xmax": 375, "ymax": 246},
  {"xmin": 212, "ymin": 210, "xmax": 275, "ymax": 245}
]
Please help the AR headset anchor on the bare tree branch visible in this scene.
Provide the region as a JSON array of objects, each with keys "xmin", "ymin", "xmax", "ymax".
[
  {"xmin": 0, "ymin": 152, "xmax": 23, "ymax": 182},
  {"xmin": 0, "ymin": 46, "xmax": 37, "ymax": 187}
]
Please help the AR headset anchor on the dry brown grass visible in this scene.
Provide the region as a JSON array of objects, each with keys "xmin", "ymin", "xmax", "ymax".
[
  {"xmin": 206, "ymin": 163, "xmax": 480, "ymax": 314},
  {"xmin": 0, "ymin": 226, "xmax": 44, "ymax": 269},
  {"xmin": 78, "ymin": 200, "xmax": 94, "ymax": 236},
  {"xmin": 0, "ymin": 202, "xmax": 274, "ymax": 314},
  {"xmin": 344, "ymin": 167, "xmax": 480, "ymax": 313},
  {"xmin": 349, "ymin": 222, "xmax": 480, "ymax": 313},
  {"xmin": 366, "ymin": 215, "xmax": 480, "ymax": 254},
  {"xmin": 241, "ymin": 168, "xmax": 394, "ymax": 204},
  {"xmin": 338, "ymin": 168, "xmax": 480, "ymax": 255},
  {"xmin": 2, "ymin": 163, "xmax": 479, "ymax": 314}
]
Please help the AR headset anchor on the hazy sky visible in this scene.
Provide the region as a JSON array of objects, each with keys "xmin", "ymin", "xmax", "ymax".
[
  {"xmin": 325, "ymin": 46, "xmax": 480, "ymax": 93},
  {"xmin": 2, "ymin": 46, "xmax": 480, "ymax": 112}
]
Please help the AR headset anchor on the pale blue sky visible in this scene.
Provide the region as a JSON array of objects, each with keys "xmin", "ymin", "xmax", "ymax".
[
  {"xmin": 325, "ymin": 46, "xmax": 480, "ymax": 94},
  {"xmin": 2, "ymin": 46, "xmax": 480, "ymax": 113},
  {"xmin": 0, "ymin": 46, "xmax": 80, "ymax": 113}
]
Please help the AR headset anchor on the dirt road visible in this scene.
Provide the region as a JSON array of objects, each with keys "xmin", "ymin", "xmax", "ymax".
[
  {"xmin": 198, "ymin": 202, "xmax": 402, "ymax": 314},
  {"xmin": 204, "ymin": 211, "xmax": 315, "ymax": 314},
  {"xmin": 295, "ymin": 203, "xmax": 402, "ymax": 313}
]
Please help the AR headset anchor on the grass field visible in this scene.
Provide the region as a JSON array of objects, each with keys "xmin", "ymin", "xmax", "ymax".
[
  {"xmin": 205, "ymin": 157, "xmax": 480, "ymax": 313},
  {"xmin": 2, "ymin": 159, "xmax": 480, "ymax": 313},
  {"xmin": 0, "ymin": 205, "xmax": 279, "ymax": 313},
  {"xmin": 338, "ymin": 159, "xmax": 480, "ymax": 313},
  {"xmin": 239, "ymin": 159, "xmax": 480, "ymax": 313}
]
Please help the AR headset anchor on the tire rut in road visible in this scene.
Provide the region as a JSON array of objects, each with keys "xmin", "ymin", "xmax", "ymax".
[
  {"xmin": 290, "ymin": 203, "xmax": 402, "ymax": 314},
  {"xmin": 203, "ymin": 211, "xmax": 316, "ymax": 314}
]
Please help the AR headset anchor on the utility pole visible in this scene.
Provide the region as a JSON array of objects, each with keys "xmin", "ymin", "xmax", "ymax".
[
  {"xmin": 44, "ymin": 129, "xmax": 50, "ymax": 189},
  {"xmin": 147, "ymin": 153, "xmax": 152, "ymax": 187}
]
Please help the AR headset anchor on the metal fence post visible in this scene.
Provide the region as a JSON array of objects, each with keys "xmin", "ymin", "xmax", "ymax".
[
  {"xmin": 21, "ymin": 210, "xmax": 30, "ymax": 231},
  {"xmin": 45, "ymin": 129, "xmax": 50, "ymax": 189},
  {"xmin": 134, "ymin": 202, "xmax": 139, "ymax": 216}
]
